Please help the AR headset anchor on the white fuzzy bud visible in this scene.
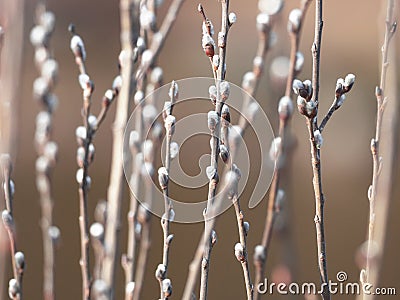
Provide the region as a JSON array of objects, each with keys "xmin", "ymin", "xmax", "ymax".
[
  {"xmin": 2, "ymin": 210, "xmax": 13, "ymax": 229},
  {"xmin": 125, "ymin": 282, "xmax": 135, "ymax": 295},
  {"xmin": 75, "ymin": 126, "xmax": 87, "ymax": 143},
  {"xmin": 76, "ymin": 168, "xmax": 84, "ymax": 184},
  {"xmin": 35, "ymin": 47, "xmax": 48, "ymax": 66},
  {"xmin": 143, "ymin": 140, "xmax": 154, "ymax": 163},
  {"xmin": 44, "ymin": 142, "xmax": 58, "ymax": 162},
  {"xmin": 143, "ymin": 104, "xmax": 157, "ymax": 125},
  {"xmin": 253, "ymin": 56, "xmax": 263, "ymax": 69},
  {"xmin": 242, "ymin": 72, "xmax": 256, "ymax": 90},
  {"xmin": 292, "ymin": 79, "xmax": 304, "ymax": 95},
  {"xmin": 306, "ymin": 100, "xmax": 317, "ymax": 117},
  {"xmin": 155, "ymin": 264, "xmax": 166, "ymax": 280},
  {"xmin": 48, "ymin": 226, "xmax": 61, "ymax": 243},
  {"xmin": 276, "ymin": 189, "xmax": 285, "ymax": 210},
  {"xmin": 112, "ymin": 75, "xmax": 122, "ymax": 93},
  {"xmin": 88, "ymin": 115, "xmax": 98, "ymax": 130},
  {"xmin": 40, "ymin": 11, "xmax": 55, "ymax": 32},
  {"xmin": 129, "ymin": 131, "xmax": 140, "ymax": 150},
  {"xmin": 220, "ymin": 81, "xmax": 230, "ymax": 102},
  {"xmin": 92, "ymin": 279, "xmax": 109, "ymax": 297},
  {"xmin": 8, "ymin": 278, "xmax": 19, "ymax": 299},
  {"xmin": 212, "ymin": 55, "xmax": 220, "ymax": 70},
  {"xmin": 211, "ymin": 230, "xmax": 218, "ymax": 246},
  {"xmin": 150, "ymin": 67, "xmax": 163, "ymax": 83},
  {"xmin": 76, "ymin": 147, "xmax": 85, "ymax": 167},
  {"xmin": 258, "ymin": 0, "xmax": 283, "ymax": 16},
  {"xmin": 134, "ymin": 90, "xmax": 144, "ymax": 105},
  {"xmin": 253, "ymin": 245, "xmax": 266, "ymax": 263},
  {"xmin": 256, "ymin": 13, "xmax": 270, "ymax": 32},
  {"xmin": 202, "ymin": 34, "xmax": 215, "ymax": 52},
  {"xmin": 78, "ymin": 74, "xmax": 91, "ymax": 90},
  {"xmin": 136, "ymin": 37, "xmax": 146, "ymax": 52},
  {"xmin": 33, "ymin": 77, "xmax": 49, "ymax": 99},
  {"xmin": 288, "ymin": 9, "xmax": 302, "ymax": 32},
  {"xmin": 165, "ymin": 115, "xmax": 176, "ymax": 135},
  {"xmin": 140, "ymin": 7, "xmax": 156, "ymax": 30},
  {"xmin": 228, "ymin": 12, "xmax": 237, "ymax": 25},
  {"xmin": 207, "ymin": 111, "xmax": 219, "ymax": 131},
  {"xmin": 170, "ymin": 142, "xmax": 179, "ymax": 160},
  {"xmin": 269, "ymin": 137, "xmax": 282, "ymax": 161},
  {"xmin": 30, "ymin": 25, "xmax": 46, "ymax": 47},
  {"xmin": 367, "ymin": 185, "xmax": 373, "ymax": 201},
  {"xmin": 314, "ymin": 130, "xmax": 323, "ymax": 149},
  {"xmin": 344, "ymin": 73, "xmax": 356, "ymax": 89},
  {"xmin": 141, "ymin": 49, "xmax": 153, "ymax": 66},
  {"xmin": 224, "ymin": 170, "xmax": 239, "ymax": 199},
  {"xmin": 90, "ymin": 222, "xmax": 104, "ymax": 240},
  {"xmin": 103, "ymin": 89, "xmax": 114, "ymax": 106},
  {"xmin": 41, "ymin": 59, "xmax": 58, "ymax": 81},
  {"xmin": 162, "ymin": 278, "xmax": 172, "ymax": 297},
  {"xmin": 295, "ymin": 52, "xmax": 304, "ymax": 72},
  {"xmin": 234, "ymin": 242, "xmax": 245, "ymax": 262},
  {"xmin": 168, "ymin": 81, "xmax": 179, "ymax": 100},
  {"xmin": 206, "ymin": 166, "xmax": 217, "ymax": 181},
  {"xmin": 244, "ymin": 222, "xmax": 250, "ymax": 235},
  {"xmin": 14, "ymin": 252, "xmax": 25, "ymax": 271},
  {"xmin": 209, "ymin": 85, "xmax": 217, "ymax": 104},
  {"xmin": 70, "ymin": 35, "xmax": 86, "ymax": 60},
  {"xmin": 278, "ymin": 96, "xmax": 294, "ymax": 120},
  {"xmin": 158, "ymin": 167, "xmax": 169, "ymax": 189}
]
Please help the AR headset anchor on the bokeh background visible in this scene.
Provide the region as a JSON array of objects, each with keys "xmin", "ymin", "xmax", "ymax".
[{"xmin": 1, "ymin": 0, "xmax": 400, "ymax": 299}]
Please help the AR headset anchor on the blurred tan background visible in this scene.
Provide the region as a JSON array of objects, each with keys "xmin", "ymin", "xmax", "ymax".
[{"xmin": 1, "ymin": 0, "xmax": 399, "ymax": 299}]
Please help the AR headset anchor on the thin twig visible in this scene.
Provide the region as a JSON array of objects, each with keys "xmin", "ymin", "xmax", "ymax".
[
  {"xmin": 308, "ymin": 2, "xmax": 330, "ymax": 299},
  {"xmin": 359, "ymin": 1, "xmax": 397, "ymax": 299},
  {"xmin": 253, "ymin": 2, "xmax": 312, "ymax": 298},
  {"xmin": 182, "ymin": 171, "xmax": 240, "ymax": 300},
  {"xmin": 100, "ymin": 0, "xmax": 136, "ymax": 295},
  {"xmin": 200, "ymin": 2, "xmax": 231, "ymax": 299},
  {"xmin": 70, "ymin": 26, "xmax": 117, "ymax": 299},
  {"xmin": 156, "ymin": 82, "xmax": 178, "ymax": 299},
  {"xmin": 31, "ymin": 5, "xmax": 60, "ymax": 299},
  {"xmin": 0, "ymin": 2, "xmax": 24, "ymax": 294},
  {"xmin": 1, "ymin": 155, "xmax": 25, "ymax": 300},
  {"xmin": 232, "ymin": 194, "xmax": 253, "ymax": 299}
]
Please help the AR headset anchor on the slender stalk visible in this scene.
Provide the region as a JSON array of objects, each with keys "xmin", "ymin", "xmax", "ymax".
[
  {"xmin": 309, "ymin": 2, "xmax": 330, "ymax": 299},
  {"xmin": 70, "ymin": 25, "xmax": 118, "ymax": 298},
  {"xmin": 31, "ymin": 5, "xmax": 60, "ymax": 299},
  {"xmin": 232, "ymin": 195, "xmax": 253, "ymax": 300},
  {"xmin": 360, "ymin": 1, "xmax": 397, "ymax": 299},
  {"xmin": 0, "ymin": 2, "xmax": 24, "ymax": 295},
  {"xmin": 156, "ymin": 82, "xmax": 178, "ymax": 299},
  {"xmin": 200, "ymin": 2, "xmax": 230, "ymax": 299},
  {"xmin": 101, "ymin": 0, "xmax": 135, "ymax": 295},
  {"xmin": 253, "ymin": 2, "xmax": 311, "ymax": 298},
  {"xmin": 1, "ymin": 155, "xmax": 25, "ymax": 300},
  {"xmin": 182, "ymin": 171, "xmax": 239, "ymax": 300}
]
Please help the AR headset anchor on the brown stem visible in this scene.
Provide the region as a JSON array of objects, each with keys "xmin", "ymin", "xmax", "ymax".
[
  {"xmin": 232, "ymin": 195, "xmax": 253, "ymax": 300},
  {"xmin": 253, "ymin": 2, "xmax": 311, "ymax": 299},
  {"xmin": 199, "ymin": 2, "xmax": 230, "ymax": 299},
  {"xmin": 308, "ymin": 1, "xmax": 330, "ymax": 300},
  {"xmin": 100, "ymin": 0, "xmax": 135, "ymax": 295},
  {"xmin": 361, "ymin": 1, "xmax": 397, "ymax": 299}
]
